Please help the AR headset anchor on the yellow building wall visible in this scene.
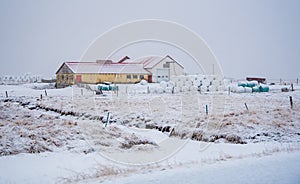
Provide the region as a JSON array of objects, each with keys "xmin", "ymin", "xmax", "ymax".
[{"xmin": 56, "ymin": 73, "xmax": 149, "ymax": 88}]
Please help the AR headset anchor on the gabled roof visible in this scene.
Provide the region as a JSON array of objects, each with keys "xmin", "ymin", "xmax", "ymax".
[
  {"xmin": 56, "ymin": 61, "xmax": 150, "ymax": 74},
  {"xmin": 130, "ymin": 55, "xmax": 184, "ymax": 69}
]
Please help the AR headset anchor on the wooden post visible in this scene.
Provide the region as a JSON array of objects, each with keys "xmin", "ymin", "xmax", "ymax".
[
  {"xmin": 280, "ymin": 78, "xmax": 282, "ymax": 85},
  {"xmin": 44, "ymin": 89, "xmax": 47, "ymax": 96},
  {"xmin": 147, "ymin": 86, "xmax": 150, "ymax": 94},
  {"xmin": 244, "ymin": 103, "xmax": 249, "ymax": 111},
  {"xmin": 81, "ymin": 89, "xmax": 83, "ymax": 96},
  {"xmin": 290, "ymin": 96, "xmax": 293, "ymax": 109},
  {"xmin": 297, "ymin": 78, "xmax": 299, "ymax": 85},
  {"xmin": 228, "ymin": 87, "xmax": 231, "ymax": 95},
  {"xmin": 5, "ymin": 91, "xmax": 8, "ymax": 98},
  {"xmin": 205, "ymin": 105, "xmax": 208, "ymax": 115},
  {"xmin": 291, "ymin": 83, "xmax": 294, "ymax": 91},
  {"xmin": 40, "ymin": 94, "xmax": 43, "ymax": 100}
]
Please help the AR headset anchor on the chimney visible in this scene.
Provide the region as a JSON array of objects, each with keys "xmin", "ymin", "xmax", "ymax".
[{"xmin": 118, "ymin": 56, "xmax": 130, "ymax": 63}]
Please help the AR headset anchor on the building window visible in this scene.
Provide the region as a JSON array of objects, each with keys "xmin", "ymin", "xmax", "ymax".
[
  {"xmin": 126, "ymin": 75, "xmax": 131, "ymax": 79},
  {"xmin": 163, "ymin": 63, "xmax": 170, "ymax": 68},
  {"xmin": 166, "ymin": 76, "xmax": 168, "ymax": 78},
  {"xmin": 158, "ymin": 76, "xmax": 161, "ymax": 78},
  {"xmin": 140, "ymin": 75, "xmax": 144, "ymax": 79},
  {"xmin": 133, "ymin": 75, "xmax": 138, "ymax": 79}
]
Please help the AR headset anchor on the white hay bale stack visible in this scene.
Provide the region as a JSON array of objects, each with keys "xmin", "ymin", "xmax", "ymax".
[
  {"xmin": 193, "ymin": 79, "xmax": 201, "ymax": 87},
  {"xmin": 140, "ymin": 79, "xmax": 148, "ymax": 85},
  {"xmin": 176, "ymin": 80, "xmax": 184, "ymax": 88},
  {"xmin": 160, "ymin": 81, "xmax": 168, "ymax": 89},
  {"xmin": 244, "ymin": 87, "xmax": 252, "ymax": 93},
  {"xmin": 197, "ymin": 75, "xmax": 205, "ymax": 81},
  {"xmin": 182, "ymin": 86, "xmax": 190, "ymax": 92},
  {"xmin": 236, "ymin": 86, "xmax": 245, "ymax": 93},
  {"xmin": 189, "ymin": 86, "xmax": 198, "ymax": 92},
  {"xmin": 211, "ymin": 80, "xmax": 221, "ymax": 87},
  {"xmin": 248, "ymin": 80, "xmax": 258, "ymax": 87},
  {"xmin": 168, "ymin": 81, "xmax": 175, "ymax": 88},
  {"xmin": 165, "ymin": 86, "xmax": 174, "ymax": 93},
  {"xmin": 202, "ymin": 78, "xmax": 210, "ymax": 87},
  {"xmin": 200, "ymin": 85, "xmax": 208, "ymax": 92},
  {"xmin": 184, "ymin": 80, "xmax": 193, "ymax": 88},
  {"xmin": 217, "ymin": 85, "xmax": 226, "ymax": 91},
  {"xmin": 208, "ymin": 85, "xmax": 217, "ymax": 92},
  {"xmin": 174, "ymin": 86, "xmax": 181, "ymax": 93},
  {"xmin": 188, "ymin": 75, "xmax": 197, "ymax": 82}
]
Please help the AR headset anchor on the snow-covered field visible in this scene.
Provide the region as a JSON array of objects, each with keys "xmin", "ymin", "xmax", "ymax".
[{"xmin": 0, "ymin": 83, "xmax": 299, "ymax": 183}]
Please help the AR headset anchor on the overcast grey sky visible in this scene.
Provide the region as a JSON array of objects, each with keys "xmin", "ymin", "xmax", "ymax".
[{"xmin": 0, "ymin": 0, "xmax": 299, "ymax": 80}]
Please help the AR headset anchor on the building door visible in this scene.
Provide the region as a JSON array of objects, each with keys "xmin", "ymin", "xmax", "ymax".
[
  {"xmin": 156, "ymin": 69, "xmax": 169, "ymax": 82},
  {"xmin": 76, "ymin": 75, "xmax": 82, "ymax": 83},
  {"xmin": 148, "ymin": 75, "xmax": 152, "ymax": 83}
]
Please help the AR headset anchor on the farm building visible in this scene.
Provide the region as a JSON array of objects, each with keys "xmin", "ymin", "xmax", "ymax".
[
  {"xmin": 55, "ymin": 55, "xmax": 184, "ymax": 88},
  {"xmin": 128, "ymin": 55, "xmax": 184, "ymax": 83}
]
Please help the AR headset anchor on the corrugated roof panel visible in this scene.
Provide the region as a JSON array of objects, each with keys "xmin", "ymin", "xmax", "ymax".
[{"xmin": 65, "ymin": 62, "xmax": 150, "ymax": 74}]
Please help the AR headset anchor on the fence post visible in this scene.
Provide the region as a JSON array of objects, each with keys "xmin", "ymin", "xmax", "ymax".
[
  {"xmin": 105, "ymin": 112, "xmax": 110, "ymax": 127},
  {"xmin": 244, "ymin": 103, "xmax": 249, "ymax": 111},
  {"xmin": 40, "ymin": 94, "xmax": 43, "ymax": 100},
  {"xmin": 5, "ymin": 91, "xmax": 8, "ymax": 98},
  {"xmin": 290, "ymin": 96, "xmax": 293, "ymax": 109},
  {"xmin": 205, "ymin": 105, "xmax": 208, "ymax": 115},
  {"xmin": 45, "ymin": 89, "xmax": 47, "ymax": 96},
  {"xmin": 81, "ymin": 89, "xmax": 83, "ymax": 96}
]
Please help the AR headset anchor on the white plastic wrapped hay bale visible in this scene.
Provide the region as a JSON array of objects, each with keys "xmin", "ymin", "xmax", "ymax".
[
  {"xmin": 182, "ymin": 86, "xmax": 190, "ymax": 92},
  {"xmin": 160, "ymin": 81, "xmax": 168, "ymax": 89},
  {"xmin": 208, "ymin": 85, "xmax": 217, "ymax": 92},
  {"xmin": 193, "ymin": 79, "xmax": 201, "ymax": 87},
  {"xmin": 184, "ymin": 80, "xmax": 193, "ymax": 88},
  {"xmin": 229, "ymin": 85, "xmax": 238, "ymax": 93},
  {"xmin": 176, "ymin": 80, "xmax": 184, "ymax": 88},
  {"xmin": 174, "ymin": 86, "xmax": 181, "ymax": 93},
  {"xmin": 155, "ymin": 86, "xmax": 164, "ymax": 94},
  {"xmin": 168, "ymin": 81, "xmax": 175, "ymax": 88},
  {"xmin": 188, "ymin": 75, "xmax": 197, "ymax": 82},
  {"xmin": 217, "ymin": 85, "xmax": 226, "ymax": 91},
  {"xmin": 200, "ymin": 85, "xmax": 208, "ymax": 93},
  {"xmin": 189, "ymin": 86, "xmax": 198, "ymax": 92},
  {"xmin": 211, "ymin": 80, "xmax": 221, "ymax": 86},
  {"xmin": 202, "ymin": 78, "xmax": 210, "ymax": 87},
  {"xmin": 244, "ymin": 87, "xmax": 252, "ymax": 93},
  {"xmin": 139, "ymin": 79, "xmax": 148, "ymax": 85},
  {"xmin": 165, "ymin": 86, "xmax": 174, "ymax": 93},
  {"xmin": 236, "ymin": 86, "xmax": 246, "ymax": 93}
]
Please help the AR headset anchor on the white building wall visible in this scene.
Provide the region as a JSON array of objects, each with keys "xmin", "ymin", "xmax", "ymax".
[{"xmin": 149, "ymin": 57, "xmax": 184, "ymax": 83}]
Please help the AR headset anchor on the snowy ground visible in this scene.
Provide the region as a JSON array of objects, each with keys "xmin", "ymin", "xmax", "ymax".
[{"xmin": 0, "ymin": 83, "xmax": 299, "ymax": 183}]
